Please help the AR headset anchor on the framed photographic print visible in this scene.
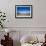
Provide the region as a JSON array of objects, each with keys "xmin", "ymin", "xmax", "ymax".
[{"xmin": 15, "ymin": 5, "xmax": 32, "ymax": 18}]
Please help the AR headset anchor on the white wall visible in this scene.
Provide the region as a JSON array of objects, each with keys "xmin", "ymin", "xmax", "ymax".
[
  {"xmin": 0, "ymin": 0, "xmax": 46, "ymax": 31},
  {"xmin": 5, "ymin": 0, "xmax": 46, "ymax": 27},
  {"xmin": 0, "ymin": 0, "xmax": 46, "ymax": 27}
]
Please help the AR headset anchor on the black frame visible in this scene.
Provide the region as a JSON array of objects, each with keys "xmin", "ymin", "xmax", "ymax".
[{"xmin": 15, "ymin": 5, "xmax": 33, "ymax": 18}]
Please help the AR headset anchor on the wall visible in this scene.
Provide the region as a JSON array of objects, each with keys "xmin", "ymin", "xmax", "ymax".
[{"xmin": 0, "ymin": 0, "xmax": 46, "ymax": 28}]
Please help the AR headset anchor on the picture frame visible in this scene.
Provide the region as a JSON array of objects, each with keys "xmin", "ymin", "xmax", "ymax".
[{"xmin": 15, "ymin": 5, "xmax": 32, "ymax": 18}]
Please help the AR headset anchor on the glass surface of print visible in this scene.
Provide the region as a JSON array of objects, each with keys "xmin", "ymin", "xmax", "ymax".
[{"xmin": 15, "ymin": 5, "xmax": 32, "ymax": 18}]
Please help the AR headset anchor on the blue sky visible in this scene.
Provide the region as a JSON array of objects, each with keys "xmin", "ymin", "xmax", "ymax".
[
  {"xmin": 16, "ymin": 6, "xmax": 31, "ymax": 14},
  {"xmin": 17, "ymin": 7, "xmax": 30, "ymax": 11}
]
